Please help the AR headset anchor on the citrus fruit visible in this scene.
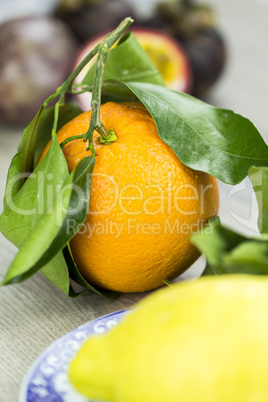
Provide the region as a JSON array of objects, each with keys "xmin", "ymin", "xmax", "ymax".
[
  {"xmin": 69, "ymin": 275, "xmax": 268, "ymax": 402},
  {"xmin": 40, "ymin": 102, "xmax": 219, "ymax": 292}
]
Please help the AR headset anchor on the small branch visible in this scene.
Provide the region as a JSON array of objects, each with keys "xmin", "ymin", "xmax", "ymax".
[
  {"xmin": 83, "ymin": 17, "xmax": 134, "ymax": 148},
  {"xmin": 62, "ymin": 17, "xmax": 133, "ymax": 99},
  {"xmin": 68, "ymin": 83, "xmax": 93, "ymax": 95},
  {"xmin": 50, "ymin": 17, "xmax": 133, "ymax": 148},
  {"xmin": 84, "ymin": 42, "xmax": 111, "ymax": 148},
  {"xmin": 52, "ymin": 102, "xmax": 60, "ymax": 136},
  {"xmin": 102, "ymin": 17, "xmax": 134, "ymax": 49},
  {"xmin": 43, "ymin": 86, "xmax": 62, "ymax": 108},
  {"xmin": 60, "ymin": 134, "xmax": 86, "ymax": 149}
]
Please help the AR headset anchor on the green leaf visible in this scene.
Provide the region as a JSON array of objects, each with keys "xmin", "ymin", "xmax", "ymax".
[
  {"xmin": 0, "ymin": 134, "xmax": 71, "ymax": 295},
  {"xmin": 2, "ymin": 102, "xmax": 82, "ymax": 211},
  {"xmin": 82, "ymin": 32, "xmax": 165, "ymax": 102},
  {"xmin": 3, "ymin": 107, "xmax": 45, "ymax": 209},
  {"xmin": 191, "ymin": 218, "xmax": 268, "ymax": 275},
  {"xmin": 0, "ymin": 135, "xmax": 69, "ymax": 248},
  {"xmin": 1, "ymin": 153, "xmax": 95, "ymax": 288},
  {"xmin": 63, "ymin": 246, "xmax": 119, "ymax": 299},
  {"xmin": 41, "ymin": 252, "xmax": 71, "ymax": 295},
  {"xmin": 192, "ymin": 217, "xmax": 245, "ymax": 272},
  {"xmin": 34, "ymin": 103, "xmax": 83, "ymax": 165},
  {"xmin": 223, "ymin": 240, "xmax": 268, "ymax": 273},
  {"xmin": 42, "ymin": 154, "xmax": 96, "ymax": 295},
  {"xmin": 249, "ymin": 166, "xmax": 268, "ymax": 233},
  {"xmin": 121, "ymin": 82, "xmax": 268, "ymax": 185}
]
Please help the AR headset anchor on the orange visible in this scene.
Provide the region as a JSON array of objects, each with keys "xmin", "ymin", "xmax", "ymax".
[{"xmin": 40, "ymin": 102, "xmax": 219, "ymax": 293}]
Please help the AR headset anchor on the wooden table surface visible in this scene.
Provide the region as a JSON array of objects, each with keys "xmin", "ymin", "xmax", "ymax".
[{"xmin": 0, "ymin": 0, "xmax": 268, "ymax": 400}]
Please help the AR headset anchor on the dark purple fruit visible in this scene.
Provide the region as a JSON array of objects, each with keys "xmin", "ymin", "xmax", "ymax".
[
  {"xmin": 0, "ymin": 16, "xmax": 78, "ymax": 126},
  {"xmin": 177, "ymin": 28, "xmax": 226, "ymax": 96},
  {"xmin": 142, "ymin": 0, "xmax": 226, "ymax": 96},
  {"xmin": 54, "ymin": 0, "xmax": 136, "ymax": 43}
]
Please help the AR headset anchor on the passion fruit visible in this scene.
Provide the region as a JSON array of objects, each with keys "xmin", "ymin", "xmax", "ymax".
[
  {"xmin": 0, "ymin": 16, "xmax": 78, "ymax": 125},
  {"xmin": 73, "ymin": 28, "xmax": 192, "ymax": 111}
]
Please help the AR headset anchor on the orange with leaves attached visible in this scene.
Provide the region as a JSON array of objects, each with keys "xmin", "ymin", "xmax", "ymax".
[{"xmin": 40, "ymin": 102, "xmax": 219, "ymax": 292}]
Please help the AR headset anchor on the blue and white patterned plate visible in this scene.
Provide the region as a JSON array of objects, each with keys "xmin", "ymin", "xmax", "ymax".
[{"xmin": 19, "ymin": 309, "xmax": 129, "ymax": 402}]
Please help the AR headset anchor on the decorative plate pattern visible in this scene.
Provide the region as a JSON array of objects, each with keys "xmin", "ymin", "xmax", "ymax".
[{"xmin": 20, "ymin": 309, "xmax": 129, "ymax": 402}]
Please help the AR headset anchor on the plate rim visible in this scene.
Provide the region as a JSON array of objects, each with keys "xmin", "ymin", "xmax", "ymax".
[{"xmin": 19, "ymin": 308, "xmax": 128, "ymax": 402}]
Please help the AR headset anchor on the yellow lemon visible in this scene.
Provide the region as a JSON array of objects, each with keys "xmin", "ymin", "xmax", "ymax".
[{"xmin": 69, "ymin": 275, "xmax": 268, "ymax": 402}]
